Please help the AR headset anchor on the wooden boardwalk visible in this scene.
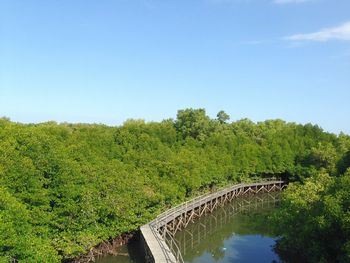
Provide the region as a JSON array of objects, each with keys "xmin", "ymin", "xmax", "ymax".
[{"xmin": 141, "ymin": 179, "xmax": 286, "ymax": 263}]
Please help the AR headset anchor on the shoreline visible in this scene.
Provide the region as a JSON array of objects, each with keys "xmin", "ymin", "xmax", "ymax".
[{"xmin": 67, "ymin": 232, "xmax": 136, "ymax": 263}]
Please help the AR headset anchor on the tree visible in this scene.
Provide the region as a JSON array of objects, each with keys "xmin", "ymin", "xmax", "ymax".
[
  {"xmin": 216, "ymin": 110, "xmax": 230, "ymax": 124},
  {"xmin": 270, "ymin": 171, "xmax": 350, "ymax": 262},
  {"xmin": 174, "ymin": 108, "xmax": 212, "ymax": 140}
]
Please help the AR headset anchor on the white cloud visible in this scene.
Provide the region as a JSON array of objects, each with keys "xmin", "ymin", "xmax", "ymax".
[
  {"xmin": 274, "ymin": 0, "xmax": 311, "ymax": 4},
  {"xmin": 285, "ymin": 21, "xmax": 350, "ymax": 42}
]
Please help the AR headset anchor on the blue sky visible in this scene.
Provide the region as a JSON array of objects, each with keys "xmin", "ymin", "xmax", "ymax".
[{"xmin": 1, "ymin": 0, "xmax": 349, "ymax": 134}]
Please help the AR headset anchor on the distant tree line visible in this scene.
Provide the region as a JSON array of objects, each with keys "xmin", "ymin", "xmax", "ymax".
[{"xmin": 0, "ymin": 108, "xmax": 349, "ymax": 262}]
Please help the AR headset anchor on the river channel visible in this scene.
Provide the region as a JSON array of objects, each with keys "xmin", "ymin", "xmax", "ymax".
[{"xmin": 96, "ymin": 192, "xmax": 283, "ymax": 263}]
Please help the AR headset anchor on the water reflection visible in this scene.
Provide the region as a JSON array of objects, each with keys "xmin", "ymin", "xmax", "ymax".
[{"xmin": 173, "ymin": 192, "xmax": 282, "ymax": 263}]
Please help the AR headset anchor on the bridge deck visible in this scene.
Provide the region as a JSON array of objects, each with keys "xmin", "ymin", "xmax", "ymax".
[{"xmin": 141, "ymin": 225, "xmax": 176, "ymax": 263}]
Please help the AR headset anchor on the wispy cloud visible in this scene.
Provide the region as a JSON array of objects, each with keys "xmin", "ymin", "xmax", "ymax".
[
  {"xmin": 274, "ymin": 0, "xmax": 312, "ymax": 4},
  {"xmin": 285, "ymin": 21, "xmax": 350, "ymax": 42}
]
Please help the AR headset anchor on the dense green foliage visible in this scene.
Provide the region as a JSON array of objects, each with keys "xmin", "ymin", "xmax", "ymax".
[
  {"xmin": 0, "ymin": 109, "xmax": 349, "ymax": 262},
  {"xmin": 271, "ymin": 170, "xmax": 350, "ymax": 262},
  {"xmin": 269, "ymin": 125, "xmax": 350, "ymax": 262}
]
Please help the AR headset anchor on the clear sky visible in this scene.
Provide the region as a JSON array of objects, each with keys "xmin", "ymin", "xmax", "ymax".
[{"xmin": 1, "ymin": 0, "xmax": 349, "ymax": 134}]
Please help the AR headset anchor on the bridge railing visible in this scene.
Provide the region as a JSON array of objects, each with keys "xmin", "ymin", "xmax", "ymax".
[
  {"xmin": 153, "ymin": 178, "xmax": 282, "ymax": 227},
  {"xmin": 148, "ymin": 224, "xmax": 182, "ymax": 263}
]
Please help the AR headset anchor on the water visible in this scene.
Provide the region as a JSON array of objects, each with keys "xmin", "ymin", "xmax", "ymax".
[
  {"xmin": 96, "ymin": 192, "xmax": 282, "ymax": 263},
  {"xmin": 173, "ymin": 192, "xmax": 282, "ymax": 263}
]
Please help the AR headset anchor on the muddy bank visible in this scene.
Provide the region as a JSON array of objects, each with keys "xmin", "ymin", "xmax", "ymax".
[{"xmin": 65, "ymin": 232, "xmax": 138, "ymax": 263}]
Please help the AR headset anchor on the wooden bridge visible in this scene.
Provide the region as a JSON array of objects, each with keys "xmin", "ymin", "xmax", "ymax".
[{"xmin": 141, "ymin": 179, "xmax": 286, "ymax": 263}]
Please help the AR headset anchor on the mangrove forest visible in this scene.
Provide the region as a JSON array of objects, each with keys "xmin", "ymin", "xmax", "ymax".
[{"xmin": 0, "ymin": 108, "xmax": 349, "ymax": 262}]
